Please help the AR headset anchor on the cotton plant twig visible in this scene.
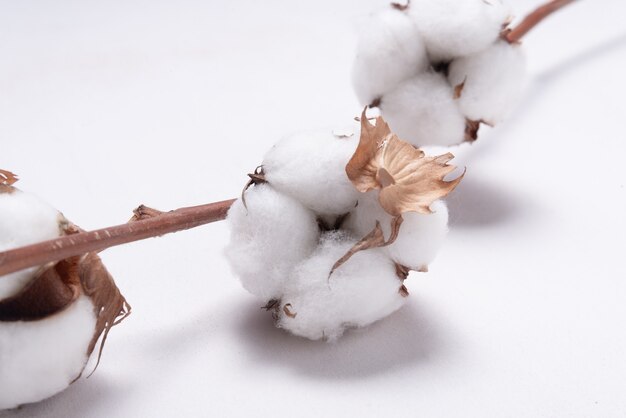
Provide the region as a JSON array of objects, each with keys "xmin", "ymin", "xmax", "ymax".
[
  {"xmin": 504, "ymin": 0, "xmax": 577, "ymax": 44},
  {"xmin": 0, "ymin": 199, "xmax": 235, "ymax": 277}
]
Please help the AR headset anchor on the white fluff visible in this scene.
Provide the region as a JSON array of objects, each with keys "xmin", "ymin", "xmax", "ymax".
[
  {"xmin": 380, "ymin": 71, "xmax": 466, "ymax": 146},
  {"xmin": 448, "ymin": 41, "xmax": 526, "ymax": 124},
  {"xmin": 277, "ymin": 231, "xmax": 406, "ymax": 341},
  {"xmin": 352, "ymin": 7, "xmax": 429, "ymax": 106},
  {"xmin": 263, "ymin": 129, "xmax": 360, "ymax": 215},
  {"xmin": 409, "ymin": 0, "xmax": 512, "ymax": 61},
  {"xmin": 0, "ymin": 295, "xmax": 97, "ymax": 410},
  {"xmin": 0, "ymin": 190, "xmax": 63, "ymax": 300},
  {"xmin": 346, "ymin": 191, "xmax": 449, "ymax": 271},
  {"xmin": 224, "ymin": 184, "xmax": 319, "ymax": 300}
]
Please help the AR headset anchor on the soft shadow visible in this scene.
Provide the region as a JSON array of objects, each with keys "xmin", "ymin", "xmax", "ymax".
[
  {"xmin": 0, "ymin": 375, "xmax": 132, "ymax": 418},
  {"xmin": 537, "ymin": 33, "xmax": 626, "ymax": 83},
  {"xmin": 236, "ymin": 299, "xmax": 447, "ymax": 380},
  {"xmin": 447, "ymin": 174, "xmax": 522, "ymax": 229}
]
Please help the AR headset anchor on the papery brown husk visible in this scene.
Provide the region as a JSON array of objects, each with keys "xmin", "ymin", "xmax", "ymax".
[{"xmin": 0, "ymin": 243, "xmax": 130, "ymax": 372}]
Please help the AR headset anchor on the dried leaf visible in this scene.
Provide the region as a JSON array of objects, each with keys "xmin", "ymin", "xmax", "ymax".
[
  {"xmin": 395, "ymin": 263, "xmax": 411, "ymax": 280},
  {"xmin": 377, "ymin": 143, "xmax": 464, "ymax": 215},
  {"xmin": 346, "ymin": 112, "xmax": 463, "ymax": 216},
  {"xmin": 391, "ymin": 0, "xmax": 410, "ymax": 11},
  {"xmin": 345, "ymin": 108, "xmax": 393, "ymax": 193},
  {"xmin": 399, "ymin": 285, "xmax": 409, "ymax": 297},
  {"xmin": 241, "ymin": 165, "xmax": 266, "ymax": 210},
  {"xmin": 283, "ymin": 303, "xmax": 297, "ymax": 318},
  {"xmin": 79, "ymin": 252, "xmax": 131, "ymax": 373},
  {"xmin": 0, "ymin": 169, "xmax": 18, "ymax": 193},
  {"xmin": 464, "ymin": 119, "xmax": 481, "ymax": 142},
  {"xmin": 453, "ymin": 77, "xmax": 467, "ymax": 99},
  {"xmin": 329, "ymin": 216, "xmax": 403, "ymax": 277},
  {"xmin": 0, "ymin": 241, "xmax": 129, "ymax": 376},
  {"xmin": 0, "ymin": 257, "xmax": 81, "ymax": 321}
]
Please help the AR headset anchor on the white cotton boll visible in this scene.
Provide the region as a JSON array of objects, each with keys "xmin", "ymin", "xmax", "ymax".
[
  {"xmin": 380, "ymin": 72, "xmax": 466, "ymax": 146},
  {"xmin": 345, "ymin": 191, "xmax": 449, "ymax": 271},
  {"xmin": 278, "ymin": 231, "xmax": 406, "ymax": 341},
  {"xmin": 0, "ymin": 190, "xmax": 63, "ymax": 300},
  {"xmin": 352, "ymin": 7, "xmax": 429, "ymax": 106},
  {"xmin": 224, "ymin": 184, "xmax": 319, "ymax": 300},
  {"xmin": 409, "ymin": 0, "xmax": 512, "ymax": 61},
  {"xmin": 263, "ymin": 129, "xmax": 360, "ymax": 215},
  {"xmin": 448, "ymin": 41, "xmax": 527, "ymax": 124},
  {"xmin": 0, "ymin": 295, "xmax": 97, "ymax": 410}
]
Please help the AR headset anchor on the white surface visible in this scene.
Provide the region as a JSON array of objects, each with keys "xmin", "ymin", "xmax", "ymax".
[{"xmin": 1, "ymin": 0, "xmax": 625, "ymax": 416}]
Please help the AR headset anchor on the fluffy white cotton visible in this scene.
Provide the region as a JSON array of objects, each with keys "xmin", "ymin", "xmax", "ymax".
[
  {"xmin": 0, "ymin": 190, "xmax": 63, "ymax": 300},
  {"xmin": 449, "ymin": 41, "xmax": 526, "ymax": 124},
  {"xmin": 346, "ymin": 191, "xmax": 449, "ymax": 271},
  {"xmin": 380, "ymin": 71, "xmax": 466, "ymax": 146},
  {"xmin": 0, "ymin": 295, "xmax": 97, "ymax": 410},
  {"xmin": 277, "ymin": 231, "xmax": 406, "ymax": 341},
  {"xmin": 409, "ymin": 0, "xmax": 512, "ymax": 61},
  {"xmin": 263, "ymin": 129, "xmax": 360, "ymax": 215},
  {"xmin": 224, "ymin": 184, "xmax": 319, "ymax": 300},
  {"xmin": 352, "ymin": 7, "xmax": 429, "ymax": 106}
]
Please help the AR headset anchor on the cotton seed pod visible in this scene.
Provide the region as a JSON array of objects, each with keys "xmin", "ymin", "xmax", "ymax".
[
  {"xmin": 224, "ymin": 184, "xmax": 320, "ymax": 300},
  {"xmin": 277, "ymin": 231, "xmax": 406, "ymax": 341},
  {"xmin": 379, "ymin": 71, "xmax": 466, "ymax": 147},
  {"xmin": 448, "ymin": 41, "xmax": 527, "ymax": 125},
  {"xmin": 352, "ymin": 7, "xmax": 429, "ymax": 106},
  {"xmin": 0, "ymin": 171, "xmax": 130, "ymax": 410},
  {"xmin": 262, "ymin": 129, "xmax": 360, "ymax": 215},
  {"xmin": 408, "ymin": 0, "xmax": 512, "ymax": 62}
]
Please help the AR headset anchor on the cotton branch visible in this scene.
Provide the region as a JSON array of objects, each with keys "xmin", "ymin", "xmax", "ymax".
[
  {"xmin": 505, "ymin": 0, "xmax": 577, "ymax": 44},
  {"xmin": 0, "ymin": 199, "xmax": 235, "ymax": 277}
]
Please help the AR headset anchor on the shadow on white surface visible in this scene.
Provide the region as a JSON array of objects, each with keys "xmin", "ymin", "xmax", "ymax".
[
  {"xmin": 236, "ymin": 299, "xmax": 448, "ymax": 380},
  {"xmin": 447, "ymin": 175, "xmax": 522, "ymax": 229},
  {"xmin": 0, "ymin": 373, "xmax": 133, "ymax": 418}
]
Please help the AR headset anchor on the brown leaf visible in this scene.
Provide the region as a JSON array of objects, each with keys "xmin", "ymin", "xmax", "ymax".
[
  {"xmin": 79, "ymin": 252, "xmax": 131, "ymax": 373},
  {"xmin": 464, "ymin": 119, "xmax": 481, "ymax": 142},
  {"xmin": 453, "ymin": 77, "xmax": 467, "ymax": 99},
  {"xmin": 0, "ymin": 169, "xmax": 18, "ymax": 194},
  {"xmin": 377, "ymin": 143, "xmax": 464, "ymax": 216},
  {"xmin": 283, "ymin": 303, "xmax": 297, "ymax": 318},
  {"xmin": 241, "ymin": 165, "xmax": 266, "ymax": 210},
  {"xmin": 346, "ymin": 112, "xmax": 464, "ymax": 216},
  {"xmin": 345, "ymin": 108, "xmax": 393, "ymax": 193},
  {"xmin": 0, "ymin": 257, "xmax": 81, "ymax": 321},
  {"xmin": 329, "ymin": 216, "xmax": 403, "ymax": 277},
  {"xmin": 399, "ymin": 285, "xmax": 409, "ymax": 297},
  {"xmin": 395, "ymin": 263, "xmax": 411, "ymax": 280},
  {"xmin": 391, "ymin": 1, "xmax": 410, "ymax": 11}
]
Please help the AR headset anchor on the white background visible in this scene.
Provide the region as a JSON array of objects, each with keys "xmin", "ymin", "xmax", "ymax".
[{"xmin": 1, "ymin": 0, "xmax": 626, "ymax": 416}]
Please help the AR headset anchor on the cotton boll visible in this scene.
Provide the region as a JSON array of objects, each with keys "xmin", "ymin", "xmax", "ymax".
[
  {"xmin": 345, "ymin": 191, "xmax": 449, "ymax": 271},
  {"xmin": 448, "ymin": 41, "xmax": 526, "ymax": 124},
  {"xmin": 380, "ymin": 72, "xmax": 466, "ymax": 146},
  {"xmin": 0, "ymin": 190, "xmax": 63, "ymax": 299},
  {"xmin": 263, "ymin": 129, "xmax": 360, "ymax": 215},
  {"xmin": 352, "ymin": 7, "xmax": 429, "ymax": 106},
  {"xmin": 0, "ymin": 295, "xmax": 97, "ymax": 410},
  {"xmin": 277, "ymin": 231, "xmax": 406, "ymax": 341},
  {"xmin": 224, "ymin": 184, "xmax": 319, "ymax": 300},
  {"xmin": 409, "ymin": 0, "xmax": 512, "ymax": 61}
]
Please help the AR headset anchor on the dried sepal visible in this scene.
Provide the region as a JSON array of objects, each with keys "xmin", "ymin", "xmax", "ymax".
[
  {"xmin": 0, "ymin": 169, "xmax": 18, "ymax": 193},
  {"xmin": 241, "ymin": 165, "xmax": 266, "ymax": 210},
  {"xmin": 346, "ymin": 111, "xmax": 464, "ymax": 216},
  {"xmin": 0, "ymin": 257, "xmax": 81, "ymax": 321},
  {"xmin": 453, "ymin": 77, "xmax": 467, "ymax": 99},
  {"xmin": 283, "ymin": 303, "xmax": 297, "ymax": 318},
  {"xmin": 329, "ymin": 216, "xmax": 403, "ymax": 277}
]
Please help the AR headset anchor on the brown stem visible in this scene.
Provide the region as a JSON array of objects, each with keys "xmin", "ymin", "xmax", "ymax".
[
  {"xmin": 505, "ymin": 0, "xmax": 577, "ymax": 44},
  {"xmin": 0, "ymin": 199, "xmax": 235, "ymax": 278}
]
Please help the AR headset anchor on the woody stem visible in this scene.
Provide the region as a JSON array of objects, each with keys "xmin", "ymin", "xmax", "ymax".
[
  {"xmin": 505, "ymin": 0, "xmax": 577, "ymax": 44},
  {"xmin": 0, "ymin": 199, "xmax": 235, "ymax": 277}
]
